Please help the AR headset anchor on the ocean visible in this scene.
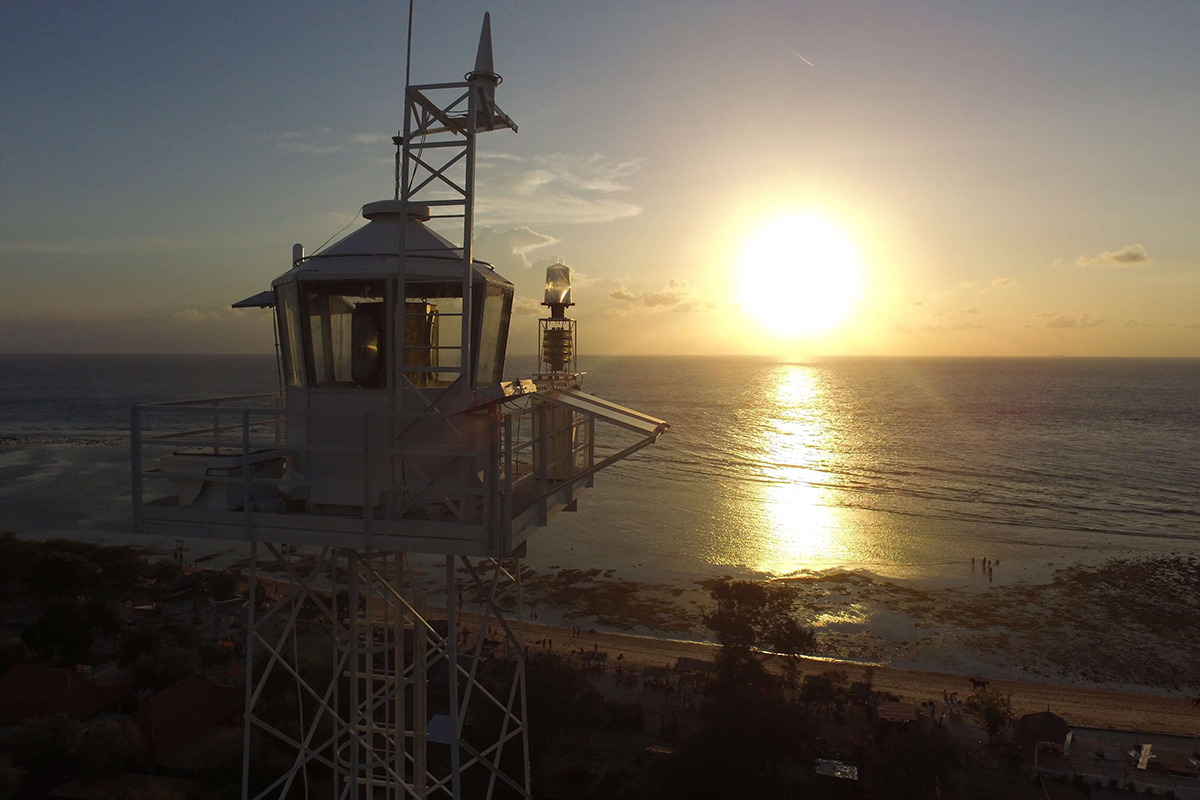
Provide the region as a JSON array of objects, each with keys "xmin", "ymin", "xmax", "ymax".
[{"xmin": 1, "ymin": 353, "xmax": 1197, "ymax": 585}]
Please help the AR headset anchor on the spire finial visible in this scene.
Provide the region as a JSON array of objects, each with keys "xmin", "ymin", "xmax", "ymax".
[{"xmin": 467, "ymin": 12, "xmax": 500, "ymax": 84}]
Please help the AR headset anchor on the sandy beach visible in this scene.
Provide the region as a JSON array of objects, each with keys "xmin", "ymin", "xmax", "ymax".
[{"xmin": 488, "ymin": 614, "xmax": 1200, "ymax": 739}]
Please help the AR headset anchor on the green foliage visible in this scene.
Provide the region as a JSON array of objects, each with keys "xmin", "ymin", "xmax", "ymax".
[
  {"xmin": 120, "ymin": 625, "xmax": 197, "ymax": 669},
  {"xmin": 7, "ymin": 714, "xmax": 84, "ymax": 772},
  {"xmin": 25, "ymin": 551, "xmax": 99, "ymax": 601},
  {"xmin": 0, "ymin": 757, "xmax": 25, "ymax": 800},
  {"xmin": 0, "ymin": 639, "xmax": 30, "ymax": 677},
  {"xmin": 799, "ymin": 669, "xmax": 848, "ymax": 710},
  {"xmin": 969, "ymin": 687, "xmax": 1015, "ymax": 744},
  {"xmin": 660, "ymin": 579, "xmax": 819, "ymax": 798},
  {"xmin": 703, "ymin": 579, "xmax": 815, "ymax": 657},
  {"xmin": 524, "ymin": 651, "xmax": 606, "ymax": 761},
  {"xmin": 84, "ymin": 600, "xmax": 124, "ymax": 637},
  {"xmin": 78, "ymin": 720, "xmax": 148, "ymax": 776},
  {"xmin": 602, "ymin": 700, "xmax": 645, "ymax": 735},
  {"xmin": 130, "ymin": 643, "xmax": 199, "ymax": 691},
  {"xmin": 868, "ymin": 724, "xmax": 964, "ymax": 799},
  {"xmin": 202, "ymin": 571, "xmax": 241, "ymax": 601},
  {"xmin": 149, "ymin": 559, "xmax": 186, "ymax": 584},
  {"xmin": 22, "ymin": 602, "xmax": 96, "ymax": 663},
  {"xmin": 0, "ymin": 536, "xmax": 151, "ymax": 604},
  {"xmin": 198, "ymin": 639, "xmax": 234, "ymax": 670}
]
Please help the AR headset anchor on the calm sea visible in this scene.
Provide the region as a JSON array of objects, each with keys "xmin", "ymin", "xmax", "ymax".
[{"xmin": 1, "ymin": 354, "xmax": 1198, "ymax": 582}]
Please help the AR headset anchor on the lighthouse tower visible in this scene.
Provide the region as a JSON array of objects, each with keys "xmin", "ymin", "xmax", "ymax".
[{"xmin": 130, "ymin": 15, "xmax": 667, "ymax": 800}]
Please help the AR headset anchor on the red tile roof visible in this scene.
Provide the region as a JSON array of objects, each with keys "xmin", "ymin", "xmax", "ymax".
[
  {"xmin": 133, "ymin": 674, "xmax": 243, "ymax": 764},
  {"xmin": 0, "ymin": 664, "xmax": 130, "ymax": 725}
]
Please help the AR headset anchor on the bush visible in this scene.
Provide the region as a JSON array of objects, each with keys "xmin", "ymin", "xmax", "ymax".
[
  {"xmin": 0, "ymin": 639, "xmax": 30, "ymax": 677},
  {"xmin": 204, "ymin": 571, "xmax": 241, "ymax": 602},
  {"xmin": 79, "ymin": 720, "xmax": 147, "ymax": 776},
  {"xmin": 22, "ymin": 602, "xmax": 97, "ymax": 664},
  {"xmin": 868, "ymin": 723, "xmax": 964, "ymax": 800},
  {"xmin": 130, "ymin": 644, "xmax": 199, "ymax": 691},
  {"xmin": 7, "ymin": 714, "xmax": 84, "ymax": 772},
  {"xmin": 603, "ymin": 700, "xmax": 645, "ymax": 735},
  {"xmin": 0, "ymin": 757, "xmax": 25, "ymax": 800}
]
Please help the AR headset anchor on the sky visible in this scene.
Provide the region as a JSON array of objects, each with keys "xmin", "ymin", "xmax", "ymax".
[{"xmin": 2, "ymin": 0, "xmax": 1199, "ymax": 357}]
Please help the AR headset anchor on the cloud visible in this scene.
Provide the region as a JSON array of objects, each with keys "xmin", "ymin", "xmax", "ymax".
[
  {"xmin": 608, "ymin": 279, "xmax": 710, "ymax": 312},
  {"xmin": 962, "ymin": 307, "xmax": 980, "ymax": 315},
  {"xmin": 1045, "ymin": 313, "xmax": 1104, "ymax": 329},
  {"xmin": 475, "ymin": 153, "xmax": 644, "ymax": 225},
  {"xmin": 892, "ymin": 320, "xmax": 983, "ymax": 333},
  {"xmin": 1185, "ymin": 322, "xmax": 1200, "ymax": 330},
  {"xmin": 473, "ymin": 226, "xmax": 560, "ymax": 271},
  {"xmin": 1077, "ymin": 244, "xmax": 1151, "ymax": 267},
  {"xmin": 1124, "ymin": 319, "xmax": 1152, "ymax": 328},
  {"xmin": 957, "ymin": 281, "xmax": 979, "ymax": 288},
  {"xmin": 991, "ymin": 277, "xmax": 1013, "ymax": 286},
  {"xmin": 350, "ymin": 132, "xmax": 393, "ymax": 145},
  {"xmin": 171, "ymin": 307, "xmax": 250, "ymax": 323},
  {"xmin": 913, "ymin": 301, "xmax": 924, "ymax": 306},
  {"xmin": 271, "ymin": 129, "xmax": 396, "ymax": 155},
  {"xmin": 512, "ymin": 296, "xmax": 541, "ymax": 316}
]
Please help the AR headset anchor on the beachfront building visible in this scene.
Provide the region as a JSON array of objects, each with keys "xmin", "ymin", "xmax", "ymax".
[{"xmin": 127, "ymin": 13, "xmax": 667, "ymax": 800}]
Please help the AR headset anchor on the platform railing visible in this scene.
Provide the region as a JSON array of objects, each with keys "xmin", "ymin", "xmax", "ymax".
[{"xmin": 131, "ymin": 393, "xmax": 596, "ymax": 555}]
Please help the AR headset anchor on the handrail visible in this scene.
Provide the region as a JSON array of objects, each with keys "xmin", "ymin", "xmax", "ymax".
[{"xmin": 131, "ymin": 385, "xmax": 657, "ymax": 553}]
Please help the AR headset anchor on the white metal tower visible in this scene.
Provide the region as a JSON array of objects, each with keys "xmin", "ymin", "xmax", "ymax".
[{"xmin": 130, "ymin": 14, "xmax": 667, "ymax": 800}]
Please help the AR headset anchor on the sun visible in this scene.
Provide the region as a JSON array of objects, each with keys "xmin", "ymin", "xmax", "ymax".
[{"xmin": 737, "ymin": 214, "xmax": 863, "ymax": 337}]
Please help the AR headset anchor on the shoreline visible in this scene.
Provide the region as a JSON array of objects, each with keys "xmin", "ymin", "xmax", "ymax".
[
  {"xmin": 253, "ymin": 573, "xmax": 1200, "ymax": 738},
  {"xmin": 432, "ymin": 603, "xmax": 1200, "ymax": 739}
]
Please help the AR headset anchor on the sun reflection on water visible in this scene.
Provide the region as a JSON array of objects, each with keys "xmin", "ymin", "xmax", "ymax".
[{"xmin": 755, "ymin": 365, "xmax": 853, "ymax": 572}]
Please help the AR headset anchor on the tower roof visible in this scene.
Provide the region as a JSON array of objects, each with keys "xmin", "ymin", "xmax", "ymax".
[{"xmin": 274, "ymin": 201, "xmax": 511, "ymax": 287}]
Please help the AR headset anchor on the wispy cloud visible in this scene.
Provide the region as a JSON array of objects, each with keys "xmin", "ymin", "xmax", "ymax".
[
  {"xmin": 271, "ymin": 129, "xmax": 396, "ymax": 155},
  {"xmin": 893, "ymin": 320, "xmax": 983, "ymax": 333},
  {"xmin": 474, "ymin": 226, "xmax": 560, "ymax": 271},
  {"xmin": 512, "ymin": 296, "xmax": 541, "ymax": 316},
  {"xmin": 608, "ymin": 278, "xmax": 714, "ymax": 313},
  {"xmin": 991, "ymin": 277, "xmax": 1013, "ymax": 286},
  {"xmin": 962, "ymin": 307, "xmax": 981, "ymax": 315},
  {"xmin": 790, "ymin": 50, "xmax": 814, "ymax": 67},
  {"xmin": 1124, "ymin": 319, "xmax": 1152, "ymax": 328},
  {"xmin": 476, "ymin": 154, "xmax": 644, "ymax": 225},
  {"xmin": 1046, "ymin": 313, "xmax": 1104, "ymax": 329},
  {"xmin": 1077, "ymin": 244, "xmax": 1151, "ymax": 267}
]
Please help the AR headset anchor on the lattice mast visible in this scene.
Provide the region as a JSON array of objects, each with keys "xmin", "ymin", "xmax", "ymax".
[{"xmin": 128, "ymin": 13, "xmax": 668, "ymax": 800}]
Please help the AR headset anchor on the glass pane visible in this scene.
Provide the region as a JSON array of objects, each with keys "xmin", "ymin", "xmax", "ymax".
[
  {"xmin": 475, "ymin": 285, "xmax": 512, "ymax": 386},
  {"xmin": 302, "ymin": 281, "xmax": 386, "ymax": 388},
  {"xmin": 277, "ymin": 282, "xmax": 304, "ymax": 387},
  {"xmin": 404, "ymin": 282, "xmax": 463, "ymax": 387}
]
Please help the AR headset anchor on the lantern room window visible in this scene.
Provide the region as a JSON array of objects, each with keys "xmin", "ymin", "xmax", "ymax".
[
  {"xmin": 301, "ymin": 281, "xmax": 387, "ymax": 389},
  {"xmin": 276, "ymin": 282, "xmax": 305, "ymax": 387},
  {"xmin": 475, "ymin": 284, "xmax": 512, "ymax": 385}
]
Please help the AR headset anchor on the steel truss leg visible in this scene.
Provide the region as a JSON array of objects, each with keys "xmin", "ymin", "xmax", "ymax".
[{"xmin": 240, "ymin": 549, "xmax": 531, "ymax": 800}]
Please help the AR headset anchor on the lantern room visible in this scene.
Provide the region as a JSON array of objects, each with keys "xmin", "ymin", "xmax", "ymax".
[{"xmin": 274, "ymin": 199, "xmax": 513, "ymax": 397}]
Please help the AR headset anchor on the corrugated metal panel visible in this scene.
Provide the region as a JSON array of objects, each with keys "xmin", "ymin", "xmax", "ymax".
[
  {"xmin": 231, "ymin": 290, "xmax": 275, "ymax": 309},
  {"xmin": 540, "ymin": 389, "xmax": 669, "ymax": 438}
]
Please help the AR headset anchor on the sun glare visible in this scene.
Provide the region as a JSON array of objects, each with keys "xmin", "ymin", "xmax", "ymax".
[{"xmin": 737, "ymin": 215, "xmax": 863, "ymax": 337}]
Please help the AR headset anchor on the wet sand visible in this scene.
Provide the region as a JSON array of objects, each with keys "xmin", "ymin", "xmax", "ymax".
[{"xmin": 487, "ymin": 614, "xmax": 1200, "ymax": 739}]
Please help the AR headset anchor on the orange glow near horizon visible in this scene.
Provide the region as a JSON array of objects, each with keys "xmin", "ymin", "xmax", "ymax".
[{"xmin": 737, "ymin": 214, "xmax": 863, "ymax": 338}]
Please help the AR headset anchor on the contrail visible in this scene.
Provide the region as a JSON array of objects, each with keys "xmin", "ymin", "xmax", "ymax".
[{"xmin": 790, "ymin": 49, "xmax": 815, "ymax": 67}]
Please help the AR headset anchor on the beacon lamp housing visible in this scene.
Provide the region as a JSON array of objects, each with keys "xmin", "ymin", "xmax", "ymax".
[{"xmin": 543, "ymin": 264, "xmax": 573, "ymax": 309}]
